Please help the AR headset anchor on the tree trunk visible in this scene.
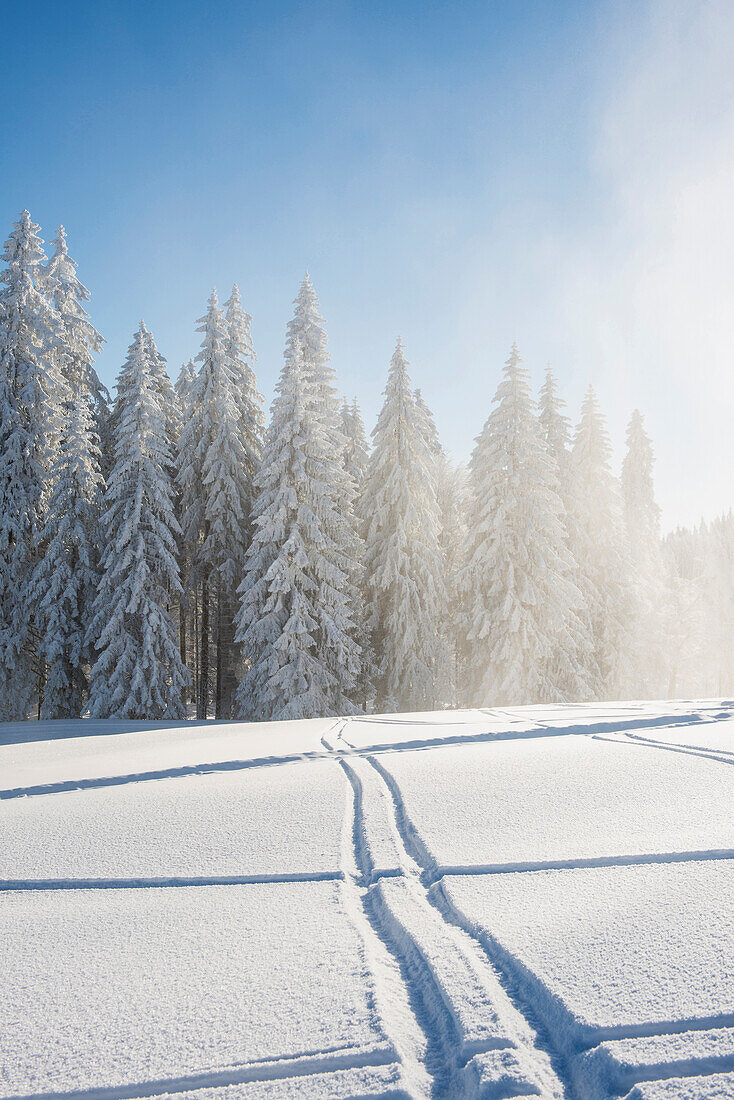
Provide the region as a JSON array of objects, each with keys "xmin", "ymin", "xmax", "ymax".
[
  {"xmin": 215, "ymin": 578, "xmax": 223, "ymax": 719},
  {"xmin": 199, "ymin": 576, "xmax": 209, "ymax": 720}
]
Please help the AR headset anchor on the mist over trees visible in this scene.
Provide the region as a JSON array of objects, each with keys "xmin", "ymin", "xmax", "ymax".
[{"xmin": 1, "ymin": 209, "xmax": 733, "ymax": 721}]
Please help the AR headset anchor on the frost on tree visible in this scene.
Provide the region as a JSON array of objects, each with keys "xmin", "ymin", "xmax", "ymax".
[
  {"xmin": 87, "ymin": 323, "xmax": 188, "ymax": 719},
  {"xmin": 29, "ymin": 393, "xmax": 103, "ymax": 717},
  {"xmin": 0, "ymin": 211, "xmax": 62, "ymax": 720},
  {"xmin": 461, "ymin": 344, "xmax": 592, "ymax": 707},
  {"xmin": 570, "ymin": 386, "xmax": 632, "ymax": 698},
  {"xmin": 235, "ymin": 278, "xmax": 362, "ymax": 721},
  {"xmin": 177, "ymin": 290, "xmax": 256, "ymax": 718},
  {"xmin": 359, "ymin": 339, "xmax": 450, "ymax": 713}
]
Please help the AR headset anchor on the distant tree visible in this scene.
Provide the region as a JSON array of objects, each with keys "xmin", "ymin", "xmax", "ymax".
[
  {"xmin": 359, "ymin": 340, "xmax": 450, "ymax": 712},
  {"xmin": 620, "ymin": 409, "xmax": 668, "ymax": 697},
  {"xmin": 87, "ymin": 324, "xmax": 187, "ymax": 719},
  {"xmin": 461, "ymin": 345, "xmax": 592, "ymax": 706},
  {"xmin": 570, "ymin": 387, "xmax": 632, "ymax": 698}
]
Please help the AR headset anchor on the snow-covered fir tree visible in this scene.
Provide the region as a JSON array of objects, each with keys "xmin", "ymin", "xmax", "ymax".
[
  {"xmin": 178, "ymin": 290, "xmax": 253, "ymax": 717},
  {"xmin": 620, "ymin": 409, "xmax": 667, "ymax": 697},
  {"xmin": 275, "ymin": 274, "xmax": 364, "ymax": 707},
  {"xmin": 341, "ymin": 398, "xmax": 370, "ymax": 490},
  {"xmin": 174, "ymin": 358, "xmax": 197, "ymax": 688},
  {"xmin": 538, "ymin": 367, "xmax": 573, "ymax": 507},
  {"xmin": 235, "ymin": 335, "xmax": 362, "ymax": 720},
  {"xmin": 359, "ymin": 340, "xmax": 450, "ymax": 712},
  {"xmin": 537, "ymin": 365, "xmax": 596, "ymax": 699},
  {"xmin": 570, "ymin": 387, "xmax": 632, "ymax": 698},
  {"xmin": 87, "ymin": 323, "xmax": 187, "ymax": 719},
  {"xmin": 0, "ymin": 211, "xmax": 62, "ymax": 719},
  {"xmin": 413, "ymin": 386, "xmax": 461, "ymax": 702},
  {"xmin": 461, "ymin": 344, "xmax": 592, "ymax": 706},
  {"xmin": 44, "ymin": 225, "xmax": 108, "ymax": 425},
  {"xmin": 29, "ymin": 392, "xmax": 103, "ymax": 717},
  {"xmin": 224, "ymin": 283, "xmax": 264, "ymax": 496}
]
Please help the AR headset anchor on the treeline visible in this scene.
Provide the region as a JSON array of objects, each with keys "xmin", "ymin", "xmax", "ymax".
[{"xmin": 0, "ymin": 210, "xmax": 731, "ymax": 722}]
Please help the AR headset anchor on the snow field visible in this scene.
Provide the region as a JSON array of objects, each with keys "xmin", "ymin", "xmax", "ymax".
[
  {"xmin": 0, "ymin": 883, "xmax": 396, "ymax": 1097},
  {"xmin": 0, "ymin": 716, "xmax": 336, "ymax": 794},
  {"xmin": 0, "ymin": 759, "xmax": 346, "ymax": 882},
  {"xmin": 442, "ymin": 860, "xmax": 734, "ymax": 1042},
  {"xmin": 379, "ymin": 733, "xmax": 734, "ymax": 870}
]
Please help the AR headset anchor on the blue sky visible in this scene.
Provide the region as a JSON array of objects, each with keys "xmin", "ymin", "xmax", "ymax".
[{"xmin": 4, "ymin": 0, "xmax": 733, "ymax": 528}]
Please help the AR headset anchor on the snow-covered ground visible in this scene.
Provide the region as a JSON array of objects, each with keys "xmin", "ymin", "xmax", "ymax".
[{"xmin": 1, "ymin": 701, "xmax": 733, "ymax": 1099}]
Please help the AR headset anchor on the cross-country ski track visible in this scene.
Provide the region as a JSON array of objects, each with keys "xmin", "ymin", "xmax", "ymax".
[{"xmin": 1, "ymin": 700, "xmax": 733, "ymax": 1099}]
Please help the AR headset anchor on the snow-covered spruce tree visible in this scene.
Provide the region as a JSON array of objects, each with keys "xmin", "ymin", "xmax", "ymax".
[
  {"xmin": 224, "ymin": 284, "xmax": 264, "ymax": 491},
  {"xmin": 341, "ymin": 398, "xmax": 370, "ymax": 490},
  {"xmin": 44, "ymin": 225, "xmax": 108, "ymax": 426},
  {"xmin": 413, "ymin": 386, "xmax": 459, "ymax": 702},
  {"xmin": 539, "ymin": 367, "xmax": 574, "ymax": 507},
  {"xmin": 460, "ymin": 344, "xmax": 592, "ymax": 707},
  {"xmin": 359, "ymin": 340, "xmax": 450, "ymax": 713},
  {"xmin": 0, "ymin": 211, "xmax": 62, "ymax": 719},
  {"xmin": 87, "ymin": 323, "xmax": 187, "ymax": 719},
  {"xmin": 235, "ymin": 336, "xmax": 362, "ymax": 720},
  {"xmin": 174, "ymin": 359, "xmax": 197, "ymax": 693},
  {"xmin": 177, "ymin": 291, "xmax": 254, "ymax": 718},
  {"xmin": 28, "ymin": 392, "xmax": 103, "ymax": 717},
  {"xmin": 537, "ymin": 366, "xmax": 596, "ymax": 700},
  {"xmin": 620, "ymin": 409, "xmax": 667, "ymax": 697},
  {"xmin": 570, "ymin": 387, "xmax": 632, "ymax": 699},
  {"xmin": 276, "ymin": 274, "xmax": 364, "ymax": 708}
]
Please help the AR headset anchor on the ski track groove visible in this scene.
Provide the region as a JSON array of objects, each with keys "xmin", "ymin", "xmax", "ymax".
[
  {"xmin": 336, "ymin": 735, "xmax": 462, "ymax": 1098},
  {"xmin": 593, "ymin": 731, "xmax": 734, "ymax": 768},
  {"xmin": 2, "ymin": 1045, "xmax": 400, "ymax": 1100},
  {"xmin": 335, "ymin": 733, "xmax": 568, "ymax": 1099}
]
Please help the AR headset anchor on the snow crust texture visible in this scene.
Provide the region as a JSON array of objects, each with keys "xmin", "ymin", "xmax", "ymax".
[{"xmin": 2, "ymin": 700, "xmax": 733, "ymax": 1099}]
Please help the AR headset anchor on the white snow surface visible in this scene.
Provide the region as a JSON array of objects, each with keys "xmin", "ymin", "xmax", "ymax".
[{"xmin": 2, "ymin": 701, "xmax": 733, "ymax": 1099}]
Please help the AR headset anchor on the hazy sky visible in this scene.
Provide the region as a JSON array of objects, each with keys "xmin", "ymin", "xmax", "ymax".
[{"xmin": 3, "ymin": 0, "xmax": 733, "ymax": 529}]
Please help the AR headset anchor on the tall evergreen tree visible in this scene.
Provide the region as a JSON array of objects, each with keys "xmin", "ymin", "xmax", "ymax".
[
  {"xmin": 0, "ymin": 211, "xmax": 61, "ymax": 719},
  {"xmin": 341, "ymin": 398, "xmax": 370, "ymax": 490},
  {"xmin": 44, "ymin": 226, "xmax": 108, "ymax": 423},
  {"xmin": 570, "ymin": 387, "xmax": 631, "ymax": 698},
  {"xmin": 461, "ymin": 345, "xmax": 591, "ymax": 706},
  {"xmin": 278, "ymin": 274, "xmax": 363, "ymax": 706},
  {"xmin": 177, "ymin": 291, "xmax": 254, "ymax": 717},
  {"xmin": 224, "ymin": 283, "xmax": 264, "ymax": 496},
  {"xmin": 537, "ymin": 366, "xmax": 595, "ymax": 700},
  {"xmin": 87, "ymin": 323, "xmax": 187, "ymax": 719},
  {"xmin": 235, "ymin": 336, "xmax": 362, "ymax": 720},
  {"xmin": 29, "ymin": 393, "xmax": 103, "ymax": 717},
  {"xmin": 359, "ymin": 340, "xmax": 450, "ymax": 712}
]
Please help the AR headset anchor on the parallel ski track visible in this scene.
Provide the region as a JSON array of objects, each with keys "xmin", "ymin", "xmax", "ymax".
[{"xmin": 359, "ymin": 746, "xmax": 572, "ymax": 1099}]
